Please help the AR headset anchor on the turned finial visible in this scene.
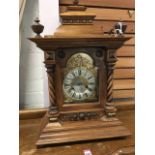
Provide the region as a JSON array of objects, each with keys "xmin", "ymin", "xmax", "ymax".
[
  {"xmin": 31, "ymin": 17, "xmax": 44, "ymax": 37},
  {"xmin": 34, "ymin": 17, "xmax": 40, "ymax": 24},
  {"xmin": 73, "ymin": 0, "xmax": 79, "ymax": 5}
]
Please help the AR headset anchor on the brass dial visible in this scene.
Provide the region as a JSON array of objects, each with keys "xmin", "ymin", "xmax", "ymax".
[{"xmin": 63, "ymin": 67, "xmax": 96, "ymax": 102}]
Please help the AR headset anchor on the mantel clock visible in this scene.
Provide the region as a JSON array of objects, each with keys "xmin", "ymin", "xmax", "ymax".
[{"xmin": 30, "ymin": 1, "xmax": 131, "ymax": 147}]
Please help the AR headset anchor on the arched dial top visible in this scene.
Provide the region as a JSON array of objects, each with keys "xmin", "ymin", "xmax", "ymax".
[
  {"xmin": 66, "ymin": 53, "xmax": 93, "ymax": 69},
  {"xmin": 63, "ymin": 53, "xmax": 98, "ymax": 103}
]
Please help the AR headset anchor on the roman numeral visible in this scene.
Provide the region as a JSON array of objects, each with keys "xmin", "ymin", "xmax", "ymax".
[
  {"xmin": 64, "ymin": 79, "xmax": 72, "ymax": 85},
  {"xmin": 88, "ymin": 87, "xmax": 93, "ymax": 91},
  {"xmin": 89, "ymin": 82, "xmax": 95, "ymax": 85},
  {"xmin": 79, "ymin": 94, "xmax": 82, "ymax": 99},
  {"xmin": 78, "ymin": 69, "xmax": 81, "ymax": 76},
  {"xmin": 81, "ymin": 69, "xmax": 87, "ymax": 76},
  {"xmin": 71, "ymin": 92, "xmax": 76, "ymax": 97},
  {"xmin": 69, "ymin": 90, "xmax": 75, "ymax": 96},
  {"xmin": 66, "ymin": 73, "xmax": 74, "ymax": 79},
  {"xmin": 84, "ymin": 93, "xmax": 88, "ymax": 97},
  {"xmin": 87, "ymin": 76, "xmax": 93, "ymax": 80}
]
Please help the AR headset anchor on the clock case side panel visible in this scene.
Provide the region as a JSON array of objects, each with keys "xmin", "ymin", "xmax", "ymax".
[{"xmin": 54, "ymin": 47, "xmax": 107, "ymax": 116}]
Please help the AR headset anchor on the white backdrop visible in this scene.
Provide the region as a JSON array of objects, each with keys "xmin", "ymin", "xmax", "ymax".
[{"xmin": 19, "ymin": 0, "xmax": 60, "ymax": 109}]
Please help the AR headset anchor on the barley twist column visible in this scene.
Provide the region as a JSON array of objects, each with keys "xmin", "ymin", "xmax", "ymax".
[
  {"xmin": 105, "ymin": 50, "xmax": 117, "ymax": 117},
  {"xmin": 44, "ymin": 52, "xmax": 59, "ymax": 122}
]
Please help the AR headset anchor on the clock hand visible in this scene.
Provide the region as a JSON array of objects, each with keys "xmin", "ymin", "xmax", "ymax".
[{"xmin": 79, "ymin": 76, "xmax": 87, "ymax": 88}]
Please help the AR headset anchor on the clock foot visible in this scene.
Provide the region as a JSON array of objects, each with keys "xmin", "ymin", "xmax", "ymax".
[
  {"xmin": 48, "ymin": 106, "xmax": 59, "ymax": 122},
  {"xmin": 100, "ymin": 116, "xmax": 118, "ymax": 122},
  {"xmin": 105, "ymin": 102, "xmax": 117, "ymax": 117}
]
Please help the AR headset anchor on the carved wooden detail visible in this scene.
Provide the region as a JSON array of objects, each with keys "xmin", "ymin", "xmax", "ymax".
[
  {"xmin": 61, "ymin": 16, "xmax": 95, "ymax": 24},
  {"xmin": 60, "ymin": 3, "xmax": 96, "ymax": 25},
  {"xmin": 31, "ymin": 18, "xmax": 44, "ymax": 37},
  {"xmin": 105, "ymin": 49, "xmax": 117, "ymax": 117},
  {"xmin": 44, "ymin": 51, "xmax": 59, "ymax": 122},
  {"xmin": 60, "ymin": 111, "xmax": 104, "ymax": 121}
]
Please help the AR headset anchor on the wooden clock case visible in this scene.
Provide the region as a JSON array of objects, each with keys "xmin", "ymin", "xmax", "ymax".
[{"xmin": 30, "ymin": 4, "xmax": 131, "ymax": 147}]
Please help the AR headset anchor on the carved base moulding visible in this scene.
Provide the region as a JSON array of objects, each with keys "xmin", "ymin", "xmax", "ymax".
[{"xmin": 36, "ymin": 112, "xmax": 131, "ymax": 147}]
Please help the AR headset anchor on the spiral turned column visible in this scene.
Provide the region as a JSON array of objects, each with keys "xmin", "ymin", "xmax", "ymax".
[
  {"xmin": 44, "ymin": 52, "xmax": 59, "ymax": 122},
  {"xmin": 105, "ymin": 50, "xmax": 117, "ymax": 117}
]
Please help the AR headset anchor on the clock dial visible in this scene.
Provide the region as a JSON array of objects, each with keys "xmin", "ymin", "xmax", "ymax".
[{"xmin": 63, "ymin": 67, "xmax": 97, "ymax": 102}]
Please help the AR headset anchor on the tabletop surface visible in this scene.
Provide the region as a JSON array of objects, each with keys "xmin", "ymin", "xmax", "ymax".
[{"xmin": 19, "ymin": 110, "xmax": 135, "ymax": 155}]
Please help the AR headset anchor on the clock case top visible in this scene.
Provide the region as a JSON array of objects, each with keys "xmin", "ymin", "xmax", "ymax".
[
  {"xmin": 30, "ymin": 7, "xmax": 131, "ymax": 50},
  {"xmin": 29, "ymin": 4, "xmax": 132, "ymax": 147}
]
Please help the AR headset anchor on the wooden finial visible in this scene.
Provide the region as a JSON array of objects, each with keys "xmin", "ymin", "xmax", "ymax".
[
  {"xmin": 31, "ymin": 17, "xmax": 44, "ymax": 37},
  {"xmin": 34, "ymin": 17, "xmax": 40, "ymax": 24},
  {"xmin": 73, "ymin": 0, "xmax": 79, "ymax": 5}
]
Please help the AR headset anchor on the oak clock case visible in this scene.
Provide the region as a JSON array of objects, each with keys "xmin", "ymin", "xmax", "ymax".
[
  {"xmin": 29, "ymin": 2, "xmax": 131, "ymax": 147},
  {"xmin": 55, "ymin": 48, "xmax": 106, "ymax": 112}
]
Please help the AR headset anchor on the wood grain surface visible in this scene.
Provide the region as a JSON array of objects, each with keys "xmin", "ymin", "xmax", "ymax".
[
  {"xmin": 116, "ymin": 58, "xmax": 135, "ymax": 68},
  {"xmin": 116, "ymin": 46, "xmax": 135, "ymax": 56},
  {"xmin": 123, "ymin": 36, "xmax": 134, "ymax": 45},
  {"xmin": 113, "ymin": 89, "xmax": 135, "ymax": 99},
  {"xmin": 60, "ymin": 6, "xmax": 135, "ymax": 21},
  {"xmin": 113, "ymin": 79, "xmax": 135, "ymax": 90},
  {"xmin": 60, "ymin": 0, "xmax": 135, "ymax": 9},
  {"xmin": 114, "ymin": 69, "xmax": 135, "ymax": 79},
  {"xmin": 115, "ymin": 100, "xmax": 135, "ymax": 110},
  {"xmin": 20, "ymin": 110, "xmax": 135, "ymax": 155}
]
